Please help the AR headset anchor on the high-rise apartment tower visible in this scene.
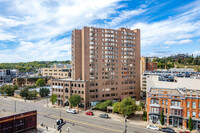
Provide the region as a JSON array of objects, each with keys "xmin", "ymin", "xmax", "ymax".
[{"xmin": 52, "ymin": 27, "xmax": 140, "ymax": 109}]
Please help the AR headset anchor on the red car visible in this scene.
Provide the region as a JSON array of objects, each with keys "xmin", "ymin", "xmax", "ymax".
[{"xmin": 85, "ymin": 111, "xmax": 94, "ymax": 116}]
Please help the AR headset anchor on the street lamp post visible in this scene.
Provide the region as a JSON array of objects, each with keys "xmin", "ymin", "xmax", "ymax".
[
  {"xmin": 124, "ymin": 116, "xmax": 127, "ymax": 133},
  {"xmin": 47, "ymin": 97, "xmax": 48, "ymax": 107},
  {"xmin": 14, "ymin": 101, "xmax": 16, "ymax": 112}
]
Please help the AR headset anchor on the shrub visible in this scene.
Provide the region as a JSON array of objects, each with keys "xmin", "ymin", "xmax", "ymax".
[{"xmin": 98, "ymin": 100, "xmax": 113, "ymax": 111}]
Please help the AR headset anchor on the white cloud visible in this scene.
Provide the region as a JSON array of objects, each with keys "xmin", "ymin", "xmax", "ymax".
[
  {"xmin": 0, "ymin": 0, "xmax": 123, "ymax": 62},
  {"xmin": 193, "ymin": 51, "xmax": 200, "ymax": 56},
  {"xmin": 0, "ymin": 30, "xmax": 16, "ymax": 41},
  {"xmin": 164, "ymin": 39, "xmax": 192, "ymax": 45},
  {"xmin": 161, "ymin": 46, "xmax": 169, "ymax": 49},
  {"xmin": 197, "ymin": 39, "xmax": 200, "ymax": 42},
  {"xmin": 0, "ymin": 0, "xmax": 121, "ymax": 41},
  {"xmin": 131, "ymin": 0, "xmax": 200, "ymax": 48},
  {"xmin": 107, "ymin": 8, "xmax": 147, "ymax": 26},
  {"xmin": 0, "ymin": 37, "xmax": 71, "ymax": 63}
]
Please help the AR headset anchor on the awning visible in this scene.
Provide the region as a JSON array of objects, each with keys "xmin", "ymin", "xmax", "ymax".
[
  {"xmin": 170, "ymin": 106, "xmax": 183, "ymax": 110},
  {"xmin": 149, "ymin": 104, "xmax": 161, "ymax": 107}
]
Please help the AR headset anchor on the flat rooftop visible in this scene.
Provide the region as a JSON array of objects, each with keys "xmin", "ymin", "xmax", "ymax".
[
  {"xmin": 52, "ymin": 78, "xmax": 86, "ymax": 82},
  {"xmin": 149, "ymin": 87, "xmax": 200, "ymax": 96}
]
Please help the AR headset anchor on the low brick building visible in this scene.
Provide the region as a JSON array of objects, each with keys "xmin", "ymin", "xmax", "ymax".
[
  {"xmin": 52, "ymin": 79, "xmax": 88, "ymax": 110},
  {"xmin": 147, "ymin": 88, "xmax": 200, "ymax": 130},
  {"xmin": 13, "ymin": 76, "xmax": 52, "ymax": 87}
]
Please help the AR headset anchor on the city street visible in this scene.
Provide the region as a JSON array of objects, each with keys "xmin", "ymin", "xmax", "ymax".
[{"xmin": 0, "ymin": 97, "xmax": 159, "ymax": 133}]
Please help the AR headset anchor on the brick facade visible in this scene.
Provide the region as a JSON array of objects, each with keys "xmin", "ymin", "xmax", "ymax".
[{"xmin": 147, "ymin": 88, "xmax": 200, "ymax": 130}]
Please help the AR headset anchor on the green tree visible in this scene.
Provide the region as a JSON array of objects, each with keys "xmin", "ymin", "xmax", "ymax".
[
  {"xmin": 36, "ymin": 78, "xmax": 46, "ymax": 87},
  {"xmin": 137, "ymin": 102, "xmax": 145, "ymax": 111},
  {"xmin": 0, "ymin": 85, "xmax": 18, "ymax": 96},
  {"xmin": 98, "ymin": 100, "xmax": 113, "ymax": 111},
  {"xmin": 20, "ymin": 88, "xmax": 29, "ymax": 98},
  {"xmin": 113, "ymin": 102, "xmax": 120, "ymax": 113},
  {"xmin": 188, "ymin": 116, "xmax": 193, "ymax": 132},
  {"xmin": 142, "ymin": 111, "xmax": 147, "ymax": 121},
  {"xmin": 69, "ymin": 94, "xmax": 81, "ymax": 107},
  {"xmin": 39, "ymin": 88, "xmax": 50, "ymax": 97},
  {"xmin": 160, "ymin": 111, "xmax": 164, "ymax": 125},
  {"xmin": 50, "ymin": 94, "xmax": 57, "ymax": 105},
  {"xmin": 119, "ymin": 97, "xmax": 137, "ymax": 117},
  {"xmin": 27, "ymin": 90, "xmax": 38, "ymax": 99}
]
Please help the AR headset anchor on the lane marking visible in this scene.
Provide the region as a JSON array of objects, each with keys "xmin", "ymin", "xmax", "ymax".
[
  {"xmin": 0, "ymin": 102, "xmax": 11, "ymax": 107},
  {"xmin": 0, "ymin": 101, "xmax": 122, "ymax": 133},
  {"xmin": 38, "ymin": 111, "xmax": 122, "ymax": 133}
]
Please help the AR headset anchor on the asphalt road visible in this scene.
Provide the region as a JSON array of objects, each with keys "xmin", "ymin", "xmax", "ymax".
[{"xmin": 0, "ymin": 97, "xmax": 160, "ymax": 133}]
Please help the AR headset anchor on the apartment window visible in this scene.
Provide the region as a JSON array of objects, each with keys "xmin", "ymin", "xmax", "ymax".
[
  {"xmin": 199, "ymin": 103, "xmax": 200, "ymax": 109},
  {"xmin": 162, "ymin": 100, "xmax": 164, "ymax": 105},
  {"xmin": 171, "ymin": 100, "xmax": 180, "ymax": 106},
  {"xmin": 199, "ymin": 113, "xmax": 200, "ymax": 118},
  {"xmin": 192, "ymin": 112, "xmax": 196, "ymax": 117},
  {"xmin": 192, "ymin": 102, "xmax": 196, "ymax": 109},
  {"xmin": 65, "ymin": 88, "xmax": 68, "ymax": 93},
  {"xmin": 187, "ymin": 102, "xmax": 190, "ymax": 108},
  {"xmin": 166, "ymin": 108, "xmax": 168, "ymax": 114},
  {"xmin": 166, "ymin": 100, "xmax": 168, "ymax": 105},
  {"xmin": 151, "ymin": 98, "xmax": 159, "ymax": 104},
  {"xmin": 187, "ymin": 111, "xmax": 190, "ymax": 117},
  {"xmin": 82, "ymin": 84, "xmax": 84, "ymax": 87}
]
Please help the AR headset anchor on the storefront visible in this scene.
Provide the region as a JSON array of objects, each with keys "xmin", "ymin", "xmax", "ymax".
[
  {"xmin": 149, "ymin": 113, "xmax": 160, "ymax": 124},
  {"xmin": 186, "ymin": 119, "xmax": 200, "ymax": 130},
  {"xmin": 169, "ymin": 116, "xmax": 183, "ymax": 128}
]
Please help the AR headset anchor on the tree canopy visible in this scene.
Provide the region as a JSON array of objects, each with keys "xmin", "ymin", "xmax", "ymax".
[
  {"xmin": 36, "ymin": 78, "xmax": 46, "ymax": 87},
  {"xmin": 0, "ymin": 60, "xmax": 71, "ymax": 73},
  {"xmin": 188, "ymin": 116, "xmax": 193, "ymax": 132},
  {"xmin": 0, "ymin": 85, "xmax": 18, "ymax": 96},
  {"xmin": 160, "ymin": 111, "xmax": 164, "ymax": 125},
  {"xmin": 50, "ymin": 94, "xmax": 57, "ymax": 105},
  {"xmin": 39, "ymin": 88, "xmax": 50, "ymax": 97},
  {"xmin": 68, "ymin": 94, "xmax": 81, "ymax": 107},
  {"xmin": 113, "ymin": 97, "xmax": 137, "ymax": 117}
]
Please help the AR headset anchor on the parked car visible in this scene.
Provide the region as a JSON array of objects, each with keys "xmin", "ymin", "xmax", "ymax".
[
  {"xmin": 66, "ymin": 109, "xmax": 76, "ymax": 114},
  {"xmin": 161, "ymin": 127, "xmax": 175, "ymax": 133},
  {"xmin": 146, "ymin": 125, "xmax": 159, "ymax": 131},
  {"xmin": 99, "ymin": 114, "xmax": 109, "ymax": 119},
  {"xmin": 85, "ymin": 111, "xmax": 94, "ymax": 116}
]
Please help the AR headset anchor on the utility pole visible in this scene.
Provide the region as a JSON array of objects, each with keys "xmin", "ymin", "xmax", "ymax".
[
  {"xmin": 14, "ymin": 101, "xmax": 16, "ymax": 112},
  {"xmin": 47, "ymin": 97, "xmax": 48, "ymax": 107},
  {"xmin": 124, "ymin": 116, "xmax": 127, "ymax": 133}
]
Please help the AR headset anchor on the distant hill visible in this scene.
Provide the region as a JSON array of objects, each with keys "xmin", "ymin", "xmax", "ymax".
[
  {"xmin": 0, "ymin": 60, "xmax": 71, "ymax": 73},
  {"xmin": 152, "ymin": 55, "xmax": 200, "ymax": 72}
]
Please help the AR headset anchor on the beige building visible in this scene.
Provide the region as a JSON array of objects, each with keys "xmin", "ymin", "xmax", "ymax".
[
  {"xmin": 42, "ymin": 64, "xmax": 71, "ymax": 79},
  {"xmin": 52, "ymin": 27, "xmax": 141, "ymax": 109},
  {"xmin": 146, "ymin": 75, "xmax": 200, "ymax": 91}
]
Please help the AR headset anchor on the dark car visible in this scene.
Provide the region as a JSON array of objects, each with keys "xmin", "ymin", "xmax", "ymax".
[
  {"xmin": 99, "ymin": 114, "xmax": 109, "ymax": 119},
  {"xmin": 161, "ymin": 128, "xmax": 175, "ymax": 133}
]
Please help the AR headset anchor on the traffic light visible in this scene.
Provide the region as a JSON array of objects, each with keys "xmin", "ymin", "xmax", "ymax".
[
  {"xmin": 57, "ymin": 124, "xmax": 62, "ymax": 130},
  {"xmin": 56, "ymin": 119, "xmax": 63, "ymax": 125},
  {"xmin": 56, "ymin": 119, "xmax": 66, "ymax": 131}
]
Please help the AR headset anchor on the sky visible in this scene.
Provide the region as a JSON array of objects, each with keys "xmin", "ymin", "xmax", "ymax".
[{"xmin": 0, "ymin": 0, "xmax": 200, "ymax": 63}]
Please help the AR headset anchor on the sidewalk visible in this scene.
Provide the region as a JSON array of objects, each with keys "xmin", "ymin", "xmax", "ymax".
[{"xmin": 37, "ymin": 125, "xmax": 56, "ymax": 133}]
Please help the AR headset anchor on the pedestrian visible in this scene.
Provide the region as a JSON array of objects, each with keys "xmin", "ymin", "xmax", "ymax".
[
  {"xmin": 53, "ymin": 124, "xmax": 55, "ymax": 129},
  {"xmin": 46, "ymin": 126, "xmax": 48, "ymax": 131}
]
